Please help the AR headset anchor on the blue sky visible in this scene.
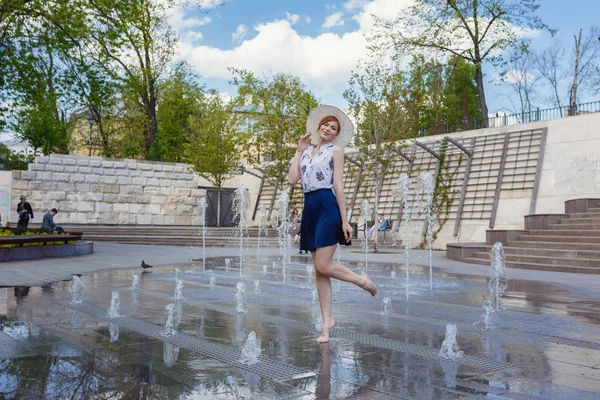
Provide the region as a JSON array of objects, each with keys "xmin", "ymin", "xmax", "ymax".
[{"xmin": 178, "ymin": 0, "xmax": 600, "ymax": 115}]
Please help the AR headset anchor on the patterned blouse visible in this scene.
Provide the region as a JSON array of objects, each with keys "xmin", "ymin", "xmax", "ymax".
[{"xmin": 300, "ymin": 143, "xmax": 336, "ymax": 193}]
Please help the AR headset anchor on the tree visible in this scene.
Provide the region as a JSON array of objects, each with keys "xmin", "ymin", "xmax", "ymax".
[
  {"xmin": 85, "ymin": 0, "xmax": 177, "ymax": 156},
  {"xmin": 230, "ymin": 69, "xmax": 318, "ymax": 193},
  {"xmin": 150, "ymin": 64, "xmax": 205, "ymax": 161},
  {"xmin": 374, "ymin": 0, "xmax": 551, "ymax": 127},
  {"xmin": 185, "ymin": 93, "xmax": 242, "ymax": 227},
  {"xmin": 534, "ymin": 39, "xmax": 567, "ymax": 111},
  {"xmin": 568, "ymin": 27, "xmax": 600, "ymax": 115},
  {"xmin": 344, "ymin": 58, "xmax": 412, "ymax": 250},
  {"xmin": 500, "ymin": 42, "xmax": 538, "ymax": 118}
]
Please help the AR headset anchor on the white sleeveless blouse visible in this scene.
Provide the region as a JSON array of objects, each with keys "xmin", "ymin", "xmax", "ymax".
[{"xmin": 300, "ymin": 143, "xmax": 335, "ymax": 193}]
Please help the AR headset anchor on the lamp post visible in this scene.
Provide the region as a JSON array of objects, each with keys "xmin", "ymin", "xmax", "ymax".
[{"xmin": 86, "ymin": 111, "xmax": 95, "ymax": 156}]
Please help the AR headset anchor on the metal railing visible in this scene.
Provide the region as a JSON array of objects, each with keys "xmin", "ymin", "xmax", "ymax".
[{"xmin": 417, "ymin": 100, "xmax": 600, "ymax": 137}]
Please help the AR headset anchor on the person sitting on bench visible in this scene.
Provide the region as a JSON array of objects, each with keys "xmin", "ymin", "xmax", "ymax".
[{"xmin": 42, "ymin": 208, "xmax": 64, "ymax": 233}]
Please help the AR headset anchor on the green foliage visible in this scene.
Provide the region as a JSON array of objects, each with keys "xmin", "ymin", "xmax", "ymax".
[
  {"xmin": 405, "ymin": 55, "xmax": 481, "ymax": 135},
  {"xmin": 150, "ymin": 65, "xmax": 205, "ymax": 161},
  {"xmin": 373, "ymin": 0, "xmax": 552, "ymax": 123},
  {"xmin": 184, "ymin": 93, "xmax": 241, "ymax": 190},
  {"xmin": 0, "ymin": 144, "xmax": 34, "ymax": 170},
  {"xmin": 344, "ymin": 57, "xmax": 412, "ymax": 223},
  {"xmin": 230, "ymin": 69, "xmax": 318, "ymax": 187}
]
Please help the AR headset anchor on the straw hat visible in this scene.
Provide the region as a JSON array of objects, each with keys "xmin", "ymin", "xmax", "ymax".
[{"xmin": 306, "ymin": 105, "xmax": 354, "ymax": 149}]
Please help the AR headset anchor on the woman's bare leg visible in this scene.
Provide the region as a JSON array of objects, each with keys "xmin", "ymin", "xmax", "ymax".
[
  {"xmin": 315, "ymin": 245, "xmax": 377, "ymax": 296},
  {"xmin": 311, "ymin": 251, "xmax": 335, "ymax": 343}
]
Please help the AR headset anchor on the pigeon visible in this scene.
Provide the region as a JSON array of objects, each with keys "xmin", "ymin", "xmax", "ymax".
[{"xmin": 141, "ymin": 260, "xmax": 153, "ymax": 271}]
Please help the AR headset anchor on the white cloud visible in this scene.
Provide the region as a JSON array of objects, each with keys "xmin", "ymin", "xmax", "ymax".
[
  {"xmin": 323, "ymin": 12, "xmax": 344, "ymax": 29},
  {"xmin": 179, "ymin": 19, "xmax": 368, "ymax": 89},
  {"xmin": 285, "ymin": 12, "xmax": 301, "ymax": 25},
  {"xmin": 170, "ymin": 8, "xmax": 212, "ymax": 29},
  {"xmin": 343, "ymin": 0, "xmax": 369, "ymax": 11},
  {"xmin": 304, "ymin": 16, "xmax": 312, "ymax": 24},
  {"xmin": 184, "ymin": 31, "xmax": 204, "ymax": 42},
  {"xmin": 353, "ymin": 0, "xmax": 412, "ymax": 32},
  {"xmin": 493, "ymin": 69, "xmax": 536, "ymax": 85},
  {"xmin": 197, "ymin": 0, "xmax": 224, "ymax": 9},
  {"xmin": 232, "ymin": 24, "xmax": 248, "ymax": 43}
]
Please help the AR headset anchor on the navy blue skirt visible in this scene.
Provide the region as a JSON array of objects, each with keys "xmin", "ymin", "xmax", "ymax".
[{"xmin": 300, "ymin": 189, "xmax": 351, "ymax": 252}]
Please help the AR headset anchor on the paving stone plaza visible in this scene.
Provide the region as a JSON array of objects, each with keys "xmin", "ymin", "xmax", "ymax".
[{"xmin": 1, "ymin": 244, "xmax": 599, "ymax": 399}]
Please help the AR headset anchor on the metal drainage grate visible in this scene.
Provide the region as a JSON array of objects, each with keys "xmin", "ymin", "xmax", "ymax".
[
  {"xmin": 137, "ymin": 288, "xmax": 513, "ymax": 373},
  {"xmin": 168, "ymin": 275, "xmax": 600, "ymax": 352},
  {"xmin": 56, "ymin": 299, "xmax": 314, "ymax": 382}
]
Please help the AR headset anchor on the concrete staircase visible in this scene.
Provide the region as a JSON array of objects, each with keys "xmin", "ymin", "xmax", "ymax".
[
  {"xmin": 447, "ymin": 199, "xmax": 600, "ymax": 274},
  {"xmin": 27, "ymin": 224, "xmax": 282, "ymax": 247}
]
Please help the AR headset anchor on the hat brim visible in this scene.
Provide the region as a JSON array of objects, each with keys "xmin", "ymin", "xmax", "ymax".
[{"xmin": 306, "ymin": 105, "xmax": 354, "ymax": 149}]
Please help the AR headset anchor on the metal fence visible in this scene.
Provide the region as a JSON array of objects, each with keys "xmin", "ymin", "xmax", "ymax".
[{"xmin": 418, "ymin": 100, "xmax": 600, "ymax": 137}]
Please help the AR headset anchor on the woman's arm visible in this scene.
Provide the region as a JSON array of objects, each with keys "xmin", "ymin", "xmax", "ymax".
[
  {"xmin": 332, "ymin": 146, "xmax": 352, "ymax": 242},
  {"xmin": 288, "ymin": 132, "xmax": 312, "ymax": 185}
]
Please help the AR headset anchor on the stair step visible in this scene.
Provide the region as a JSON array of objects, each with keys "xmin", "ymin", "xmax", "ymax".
[
  {"xmin": 565, "ymin": 212, "xmax": 600, "ymax": 218},
  {"xmin": 506, "ymin": 241, "xmax": 600, "ymax": 251},
  {"xmin": 559, "ymin": 217, "xmax": 600, "ymax": 224},
  {"xmin": 528, "ymin": 229, "xmax": 600, "ymax": 237},
  {"xmin": 484, "ymin": 246, "xmax": 600, "ymax": 259},
  {"xmin": 517, "ymin": 235, "xmax": 600, "ymax": 244},
  {"xmin": 552, "ymin": 223, "xmax": 600, "ymax": 229},
  {"xmin": 462, "ymin": 257, "xmax": 600, "ymax": 274},
  {"xmin": 471, "ymin": 252, "xmax": 600, "ymax": 267}
]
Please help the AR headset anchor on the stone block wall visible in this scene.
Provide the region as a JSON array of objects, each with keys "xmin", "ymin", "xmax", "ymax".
[{"xmin": 11, "ymin": 155, "xmax": 207, "ymax": 225}]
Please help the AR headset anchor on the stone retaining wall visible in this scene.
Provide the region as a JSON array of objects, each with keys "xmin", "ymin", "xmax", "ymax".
[{"xmin": 11, "ymin": 155, "xmax": 208, "ymax": 225}]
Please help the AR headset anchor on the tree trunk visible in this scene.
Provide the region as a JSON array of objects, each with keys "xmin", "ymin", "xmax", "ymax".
[
  {"xmin": 474, "ymin": 62, "xmax": 489, "ymax": 128},
  {"xmin": 570, "ymin": 29, "xmax": 582, "ymax": 117}
]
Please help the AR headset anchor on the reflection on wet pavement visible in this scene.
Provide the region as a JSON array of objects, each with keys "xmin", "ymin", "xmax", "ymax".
[{"xmin": 1, "ymin": 256, "xmax": 600, "ymax": 399}]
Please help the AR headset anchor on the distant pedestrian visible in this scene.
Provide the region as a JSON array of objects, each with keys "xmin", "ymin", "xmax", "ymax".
[
  {"xmin": 42, "ymin": 208, "xmax": 64, "ymax": 233},
  {"xmin": 17, "ymin": 196, "xmax": 33, "ymax": 229}
]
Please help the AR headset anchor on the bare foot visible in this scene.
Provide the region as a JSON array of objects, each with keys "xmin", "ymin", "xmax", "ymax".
[
  {"xmin": 316, "ymin": 318, "xmax": 336, "ymax": 343},
  {"xmin": 360, "ymin": 273, "xmax": 378, "ymax": 296}
]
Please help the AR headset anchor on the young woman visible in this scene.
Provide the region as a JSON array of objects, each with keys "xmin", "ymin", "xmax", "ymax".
[{"xmin": 288, "ymin": 105, "xmax": 377, "ymax": 343}]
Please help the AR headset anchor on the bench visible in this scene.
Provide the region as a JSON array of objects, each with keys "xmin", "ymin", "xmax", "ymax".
[{"xmin": 0, "ymin": 233, "xmax": 83, "ymax": 247}]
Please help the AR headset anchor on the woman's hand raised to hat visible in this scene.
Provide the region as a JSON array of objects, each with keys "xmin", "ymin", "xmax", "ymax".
[{"xmin": 297, "ymin": 132, "xmax": 312, "ymax": 153}]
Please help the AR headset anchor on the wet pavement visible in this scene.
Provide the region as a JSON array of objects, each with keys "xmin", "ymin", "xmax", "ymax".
[{"xmin": 1, "ymin": 253, "xmax": 600, "ymax": 399}]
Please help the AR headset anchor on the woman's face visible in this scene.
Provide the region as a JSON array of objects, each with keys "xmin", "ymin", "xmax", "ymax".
[{"xmin": 318, "ymin": 119, "xmax": 340, "ymax": 142}]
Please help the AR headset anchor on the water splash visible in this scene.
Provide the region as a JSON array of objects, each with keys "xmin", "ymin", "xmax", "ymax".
[
  {"xmin": 418, "ymin": 172, "xmax": 436, "ymax": 290},
  {"xmin": 162, "ymin": 303, "xmax": 177, "ymax": 336},
  {"xmin": 395, "ymin": 173, "xmax": 413, "ymax": 300},
  {"xmin": 209, "ymin": 276, "xmax": 216, "ymax": 287},
  {"xmin": 234, "ymin": 185, "xmax": 250, "ymax": 277},
  {"xmin": 474, "ymin": 300, "xmax": 495, "ymax": 331},
  {"xmin": 262, "ymin": 265, "xmax": 268, "ymax": 273},
  {"xmin": 391, "ymin": 270, "xmax": 396, "ymax": 278},
  {"xmin": 275, "ymin": 190, "xmax": 292, "ymax": 277},
  {"xmin": 306, "ymin": 265, "xmax": 313, "ymax": 287},
  {"xmin": 256, "ymin": 204, "xmax": 268, "ymax": 261},
  {"xmin": 235, "ymin": 282, "xmax": 247, "ymax": 313},
  {"xmin": 131, "ymin": 274, "xmax": 140, "ymax": 291},
  {"xmin": 107, "ymin": 291, "xmax": 122, "ymax": 318},
  {"xmin": 383, "ymin": 297, "xmax": 393, "ymax": 315},
  {"xmin": 489, "ymin": 242, "xmax": 508, "ymax": 311},
  {"xmin": 163, "ymin": 343, "xmax": 180, "ymax": 368},
  {"xmin": 360, "ymin": 199, "xmax": 370, "ymax": 271},
  {"xmin": 239, "ymin": 331, "xmax": 262, "ymax": 365},
  {"xmin": 69, "ymin": 275, "xmax": 85, "ymax": 304},
  {"xmin": 198, "ymin": 196, "xmax": 208, "ymax": 273},
  {"xmin": 334, "ymin": 244, "xmax": 341, "ymax": 265},
  {"xmin": 109, "ymin": 323, "xmax": 119, "ymax": 343},
  {"xmin": 174, "ymin": 269, "xmax": 184, "ymax": 300},
  {"xmin": 439, "ymin": 324, "xmax": 463, "ymax": 360},
  {"xmin": 254, "ymin": 280, "xmax": 260, "ymax": 294},
  {"xmin": 225, "ymin": 258, "xmax": 231, "ymax": 271}
]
